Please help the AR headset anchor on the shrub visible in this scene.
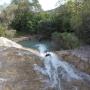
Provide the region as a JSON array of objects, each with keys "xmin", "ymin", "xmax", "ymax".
[
  {"xmin": 0, "ymin": 25, "xmax": 6, "ymax": 37},
  {"xmin": 10, "ymin": 13, "xmax": 40, "ymax": 34},
  {"xmin": 52, "ymin": 32, "xmax": 80, "ymax": 50},
  {"xmin": 0, "ymin": 25, "xmax": 16, "ymax": 38},
  {"xmin": 5, "ymin": 30, "xmax": 16, "ymax": 38},
  {"xmin": 76, "ymin": 14, "xmax": 90, "ymax": 44},
  {"xmin": 37, "ymin": 20, "xmax": 56, "ymax": 38}
]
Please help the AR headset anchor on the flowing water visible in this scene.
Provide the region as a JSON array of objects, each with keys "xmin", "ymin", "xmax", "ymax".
[
  {"xmin": 33, "ymin": 44, "xmax": 90, "ymax": 90},
  {"xmin": 0, "ymin": 38, "xmax": 90, "ymax": 90},
  {"xmin": 19, "ymin": 40, "xmax": 52, "ymax": 51}
]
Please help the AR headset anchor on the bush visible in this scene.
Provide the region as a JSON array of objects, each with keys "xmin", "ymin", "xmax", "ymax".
[
  {"xmin": 0, "ymin": 25, "xmax": 16, "ymax": 38},
  {"xmin": 76, "ymin": 14, "xmax": 90, "ymax": 44},
  {"xmin": 10, "ymin": 13, "xmax": 42, "ymax": 34},
  {"xmin": 0, "ymin": 25, "xmax": 6, "ymax": 37},
  {"xmin": 37, "ymin": 20, "xmax": 56, "ymax": 38},
  {"xmin": 52, "ymin": 32, "xmax": 80, "ymax": 50},
  {"xmin": 5, "ymin": 30, "xmax": 16, "ymax": 38}
]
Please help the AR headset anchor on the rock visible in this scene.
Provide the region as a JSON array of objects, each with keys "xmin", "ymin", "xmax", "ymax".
[
  {"xmin": 0, "ymin": 37, "xmax": 40, "ymax": 57},
  {"xmin": 12, "ymin": 36, "xmax": 31, "ymax": 42},
  {"xmin": 0, "ymin": 47, "xmax": 48, "ymax": 90},
  {"xmin": 0, "ymin": 37, "xmax": 22, "ymax": 48},
  {"xmin": 0, "ymin": 47, "xmax": 90, "ymax": 90},
  {"xmin": 56, "ymin": 48, "xmax": 90, "ymax": 74},
  {"xmin": 0, "ymin": 37, "xmax": 90, "ymax": 90},
  {"xmin": 0, "ymin": 47, "xmax": 89, "ymax": 90}
]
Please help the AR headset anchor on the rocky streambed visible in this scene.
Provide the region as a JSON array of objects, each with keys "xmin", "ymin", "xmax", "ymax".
[
  {"xmin": 56, "ymin": 46, "xmax": 90, "ymax": 74},
  {"xmin": 0, "ymin": 47, "xmax": 46, "ymax": 90},
  {"xmin": 0, "ymin": 37, "xmax": 90, "ymax": 90}
]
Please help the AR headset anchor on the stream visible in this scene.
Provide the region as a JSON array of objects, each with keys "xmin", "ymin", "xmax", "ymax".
[
  {"xmin": 19, "ymin": 40, "xmax": 53, "ymax": 51},
  {"xmin": 34, "ymin": 44, "xmax": 90, "ymax": 90},
  {"xmin": 19, "ymin": 40, "xmax": 90, "ymax": 90}
]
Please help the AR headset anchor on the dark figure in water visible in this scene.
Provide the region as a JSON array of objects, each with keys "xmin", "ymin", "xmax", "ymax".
[
  {"xmin": 45, "ymin": 51, "xmax": 51, "ymax": 57},
  {"xmin": 45, "ymin": 53, "xmax": 51, "ymax": 57}
]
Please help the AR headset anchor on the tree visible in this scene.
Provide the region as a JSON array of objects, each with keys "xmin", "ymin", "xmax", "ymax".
[
  {"xmin": 11, "ymin": 0, "xmax": 19, "ymax": 4},
  {"xmin": 11, "ymin": 0, "xmax": 42, "ymax": 12},
  {"xmin": 76, "ymin": 0, "xmax": 90, "ymax": 44}
]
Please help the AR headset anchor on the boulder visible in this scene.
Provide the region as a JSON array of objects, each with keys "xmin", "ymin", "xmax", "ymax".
[
  {"xmin": 0, "ymin": 37, "xmax": 40, "ymax": 57},
  {"xmin": 0, "ymin": 47, "xmax": 48, "ymax": 90},
  {"xmin": 0, "ymin": 37, "xmax": 22, "ymax": 48},
  {"xmin": 0, "ymin": 47, "xmax": 89, "ymax": 90},
  {"xmin": 56, "ymin": 46, "xmax": 90, "ymax": 74}
]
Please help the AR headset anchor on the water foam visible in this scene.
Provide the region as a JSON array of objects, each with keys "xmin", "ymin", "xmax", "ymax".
[{"xmin": 34, "ymin": 44, "xmax": 90, "ymax": 89}]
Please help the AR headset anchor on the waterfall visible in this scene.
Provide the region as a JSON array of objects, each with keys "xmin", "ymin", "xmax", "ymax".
[
  {"xmin": 34, "ymin": 44, "xmax": 90, "ymax": 90},
  {"xmin": 35, "ymin": 44, "xmax": 48, "ymax": 57}
]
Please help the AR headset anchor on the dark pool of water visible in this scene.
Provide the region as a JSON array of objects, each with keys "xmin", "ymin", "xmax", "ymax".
[{"xmin": 18, "ymin": 40, "xmax": 53, "ymax": 51}]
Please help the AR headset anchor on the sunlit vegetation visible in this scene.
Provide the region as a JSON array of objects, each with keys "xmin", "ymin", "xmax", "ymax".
[{"xmin": 0, "ymin": 0, "xmax": 90, "ymax": 49}]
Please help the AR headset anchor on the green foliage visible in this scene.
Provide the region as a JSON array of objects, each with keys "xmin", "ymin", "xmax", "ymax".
[
  {"xmin": 52, "ymin": 32, "xmax": 80, "ymax": 49},
  {"xmin": 10, "ymin": 13, "xmax": 35, "ymax": 34},
  {"xmin": 76, "ymin": 0, "xmax": 90, "ymax": 44},
  {"xmin": 54, "ymin": 13, "xmax": 71, "ymax": 33},
  {"xmin": 0, "ymin": 25, "xmax": 6, "ymax": 36},
  {"xmin": 1, "ymin": 0, "xmax": 90, "ymax": 46},
  {"xmin": 37, "ymin": 19, "xmax": 56, "ymax": 37},
  {"xmin": 11, "ymin": 0, "xmax": 42, "ymax": 13},
  {"xmin": 0, "ymin": 25, "xmax": 16, "ymax": 38},
  {"xmin": 10, "ymin": 12, "xmax": 56, "ymax": 36},
  {"xmin": 55, "ymin": 0, "xmax": 90, "ymax": 45},
  {"xmin": 0, "ymin": 0, "xmax": 42, "ymax": 26},
  {"xmin": 5, "ymin": 30, "xmax": 16, "ymax": 38},
  {"xmin": 11, "ymin": 0, "xmax": 19, "ymax": 4}
]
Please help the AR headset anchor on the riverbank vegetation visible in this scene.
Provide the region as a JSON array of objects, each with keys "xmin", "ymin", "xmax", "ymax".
[{"xmin": 0, "ymin": 0, "xmax": 90, "ymax": 49}]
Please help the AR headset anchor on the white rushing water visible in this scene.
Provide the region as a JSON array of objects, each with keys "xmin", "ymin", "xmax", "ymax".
[{"xmin": 34, "ymin": 44, "xmax": 90, "ymax": 90}]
